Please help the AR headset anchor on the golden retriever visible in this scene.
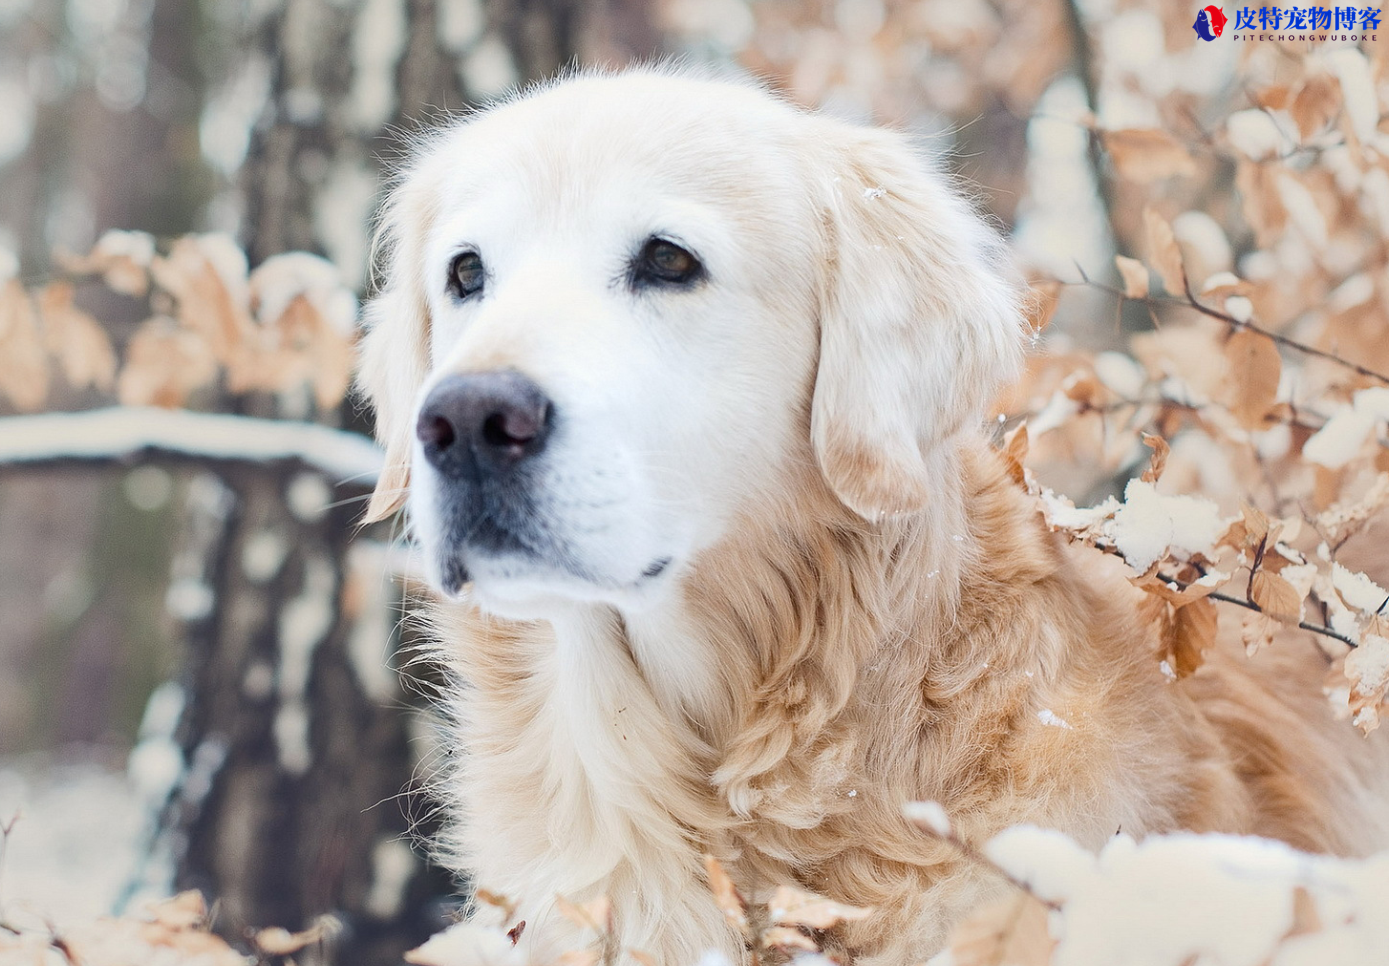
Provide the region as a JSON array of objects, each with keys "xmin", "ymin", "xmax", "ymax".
[{"xmin": 356, "ymin": 67, "xmax": 1389, "ymax": 964}]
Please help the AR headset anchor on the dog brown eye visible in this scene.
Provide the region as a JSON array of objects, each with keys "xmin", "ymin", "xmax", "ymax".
[
  {"xmin": 633, "ymin": 237, "xmax": 704, "ymax": 289},
  {"xmin": 448, "ymin": 251, "xmax": 485, "ymax": 300}
]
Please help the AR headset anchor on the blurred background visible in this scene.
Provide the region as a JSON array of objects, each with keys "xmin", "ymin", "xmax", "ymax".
[{"xmin": 1, "ymin": 0, "xmax": 1383, "ymax": 963}]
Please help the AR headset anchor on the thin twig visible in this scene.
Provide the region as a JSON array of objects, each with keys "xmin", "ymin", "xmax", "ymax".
[
  {"xmin": 1069, "ymin": 272, "xmax": 1389, "ymax": 387},
  {"xmin": 905, "ymin": 809, "xmax": 1062, "ymax": 911},
  {"xmin": 1156, "ymin": 571, "xmax": 1359, "ymax": 649}
]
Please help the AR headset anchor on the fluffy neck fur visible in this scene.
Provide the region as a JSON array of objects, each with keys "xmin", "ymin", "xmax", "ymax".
[{"xmin": 429, "ymin": 437, "xmax": 1364, "ymax": 963}]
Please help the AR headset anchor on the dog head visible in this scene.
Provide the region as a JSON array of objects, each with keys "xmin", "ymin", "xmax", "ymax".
[{"xmin": 357, "ymin": 69, "xmax": 1022, "ymax": 616}]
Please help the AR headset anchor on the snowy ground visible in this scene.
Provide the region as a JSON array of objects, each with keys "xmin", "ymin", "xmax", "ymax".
[{"xmin": 0, "ymin": 752, "xmax": 160, "ymax": 932}]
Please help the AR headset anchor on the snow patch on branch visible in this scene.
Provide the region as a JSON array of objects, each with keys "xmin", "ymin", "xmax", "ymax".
[{"xmin": 0, "ymin": 406, "xmax": 383, "ymax": 485}]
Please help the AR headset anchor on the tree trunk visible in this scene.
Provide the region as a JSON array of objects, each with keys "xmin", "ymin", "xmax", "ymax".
[{"xmin": 163, "ymin": 1, "xmax": 661, "ymax": 962}]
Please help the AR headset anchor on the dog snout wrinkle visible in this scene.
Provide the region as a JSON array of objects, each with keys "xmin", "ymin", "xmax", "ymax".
[{"xmin": 417, "ymin": 371, "xmax": 554, "ymax": 479}]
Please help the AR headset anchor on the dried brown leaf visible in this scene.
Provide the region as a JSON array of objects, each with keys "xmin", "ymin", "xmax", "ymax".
[
  {"xmin": 118, "ymin": 317, "xmax": 219, "ymax": 408},
  {"xmin": 1143, "ymin": 207, "xmax": 1187, "ymax": 296},
  {"xmin": 1251, "ymin": 570, "xmax": 1304, "ymax": 624},
  {"xmin": 1241, "ymin": 610, "xmax": 1278, "ymax": 656},
  {"xmin": 1291, "ymin": 74, "xmax": 1341, "ymax": 140},
  {"xmin": 1115, "ymin": 255, "xmax": 1150, "ymax": 299},
  {"xmin": 55, "ymin": 230, "xmax": 154, "ymax": 297},
  {"xmin": 760, "ymin": 925, "xmax": 820, "ymax": 953},
  {"xmin": 1140, "ymin": 433, "xmax": 1170, "ymax": 484},
  {"xmin": 554, "ymin": 895, "xmax": 612, "ymax": 934},
  {"xmin": 1315, "ymin": 474, "xmax": 1389, "ymax": 547},
  {"xmin": 0, "ymin": 280, "xmax": 49, "ymax": 411},
  {"xmin": 149, "ymin": 235, "xmax": 254, "ymax": 366},
  {"xmin": 254, "ymin": 915, "xmax": 340, "ymax": 955},
  {"xmin": 1002, "ymin": 423, "xmax": 1029, "ymax": 486},
  {"xmin": 1223, "ymin": 329, "xmax": 1281, "ymax": 430},
  {"xmin": 703, "ymin": 855, "xmax": 751, "ymax": 938},
  {"xmin": 475, "ymin": 888, "xmax": 518, "ymax": 922},
  {"xmin": 1171, "ymin": 597, "xmax": 1218, "ymax": 677},
  {"xmin": 1025, "ymin": 277, "xmax": 1063, "ymax": 333},
  {"xmin": 947, "ymin": 890, "xmax": 1055, "ymax": 966},
  {"xmin": 1102, "ymin": 128, "xmax": 1197, "ymax": 183},
  {"xmin": 767, "ymin": 885, "xmax": 873, "ymax": 930},
  {"xmin": 37, "ymin": 281, "xmax": 117, "ymax": 392}
]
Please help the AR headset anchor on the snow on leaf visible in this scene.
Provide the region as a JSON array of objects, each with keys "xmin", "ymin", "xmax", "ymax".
[
  {"xmin": 254, "ymin": 915, "xmax": 341, "ymax": 955},
  {"xmin": 1314, "ymin": 473, "xmax": 1389, "ymax": 544},
  {"xmin": 149, "ymin": 234, "xmax": 254, "ymax": 366},
  {"xmin": 1101, "ymin": 128, "xmax": 1197, "ymax": 184},
  {"xmin": 1094, "ymin": 351, "xmax": 1146, "ymax": 400},
  {"xmin": 1331, "ymin": 563, "xmax": 1389, "ymax": 615},
  {"xmin": 1115, "ymin": 254, "xmax": 1149, "ymax": 299},
  {"xmin": 1325, "ymin": 49, "xmax": 1377, "ymax": 146},
  {"xmin": 1110, "ymin": 478, "xmax": 1227, "ymax": 572},
  {"xmin": 1039, "ymin": 489, "xmax": 1119, "ymax": 534},
  {"xmin": 904, "ymin": 800, "xmax": 953, "ymax": 837},
  {"xmin": 405, "ymin": 920, "xmax": 526, "ymax": 966},
  {"xmin": 1345, "ymin": 635, "xmax": 1389, "ymax": 732},
  {"xmin": 767, "ymin": 885, "xmax": 873, "ymax": 929},
  {"xmin": 1223, "ymin": 329, "xmax": 1281, "ymax": 430},
  {"xmin": 55, "ymin": 229, "xmax": 155, "ymax": 297}
]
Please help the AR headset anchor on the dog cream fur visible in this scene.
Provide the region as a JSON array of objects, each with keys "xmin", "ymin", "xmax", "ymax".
[{"xmin": 357, "ymin": 68, "xmax": 1389, "ymax": 964}]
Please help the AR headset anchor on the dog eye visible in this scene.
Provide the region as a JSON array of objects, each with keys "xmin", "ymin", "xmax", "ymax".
[
  {"xmin": 447, "ymin": 251, "xmax": 485, "ymax": 300},
  {"xmin": 632, "ymin": 238, "xmax": 705, "ymax": 289}
]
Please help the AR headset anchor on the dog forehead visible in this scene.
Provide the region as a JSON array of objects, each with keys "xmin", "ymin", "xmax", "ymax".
[{"xmin": 417, "ymin": 73, "xmax": 813, "ymax": 215}]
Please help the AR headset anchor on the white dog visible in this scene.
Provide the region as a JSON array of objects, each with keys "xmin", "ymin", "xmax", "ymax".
[{"xmin": 356, "ymin": 67, "xmax": 1389, "ymax": 965}]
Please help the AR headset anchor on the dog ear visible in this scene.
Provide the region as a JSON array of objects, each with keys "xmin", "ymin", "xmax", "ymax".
[
  {"xmin": 356, "ymin": 179, "xmax": 437, "ymax": 523},
  {"xmin": 809, "ymin": 122, "xmax": 1024, "ymax": 519}
]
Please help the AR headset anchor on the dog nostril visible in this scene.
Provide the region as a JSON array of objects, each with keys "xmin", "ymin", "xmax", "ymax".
[
  {"xmin": 419, "ymin": 413, "xmax": 456, "ymax": 448},
  {"xmin": 482, "ymin": 406, "xmax": 544, "ymax": 448}
]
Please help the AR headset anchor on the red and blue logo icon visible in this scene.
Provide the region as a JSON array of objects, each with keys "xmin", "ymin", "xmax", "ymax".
[{"xmin": 1193, "ymin": 5, "xmax": 1229, "ymax": 39}]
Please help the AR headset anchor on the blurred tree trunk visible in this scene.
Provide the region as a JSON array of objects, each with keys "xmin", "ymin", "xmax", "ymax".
[{"xmin": 165, "ymin": 2, "xmax": 660, "ymax": 963}]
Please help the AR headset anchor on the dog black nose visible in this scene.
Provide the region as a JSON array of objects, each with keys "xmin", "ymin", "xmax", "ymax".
[{"xmin": 416, "ymin": 371, "xmax": 553, "ymax": 477}]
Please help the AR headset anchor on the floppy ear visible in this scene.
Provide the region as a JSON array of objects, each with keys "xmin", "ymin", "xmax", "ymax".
[
  {"xmin": 809, "ymin": 122, "xmax": 1024, "ymax": 519},
  {"xmin": 355, "ymin": 184, "xmax": 436, "ymax": 523}
]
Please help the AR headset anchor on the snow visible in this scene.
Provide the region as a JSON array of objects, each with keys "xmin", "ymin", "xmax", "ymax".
[
  {"xmin": 405, "ymin": 920, "xmax": 526, "ymax": 966},
  {"xmin": 1304, "ymin": 407, "xmax": 1374, "ymax": 468},
  {"xmin": 0, "ymin": 755, "xmax": 151, "ymax": 931},
  {"xmin": 1332, "ymin": 561, "xmax": 1389, "ymax": 614},
  {"xmin": 0, "ymin": 407, "xmax": 383, "ymax": 485},
  {"xmin": 985, "ymin": 826, "xmax": 1389, "ymax": 966},
  {"xmin": 1345, "ymin": 635, "xmax": 1389, "ymax": 699},
  {"xmin": 1037, "ymin": 708, "xmax": 1073, "ymax": 729},
  {"xmin": 1040, "ymin": 490, "xmax": 1119, "ymax": 530},
  {"xmin": 1226, "ymin": 109, "xmax": 1291, "ymax": 161},
  {"xmin": 1325, "ymin": 49, "xmax": 1377, "ymax": 146},
  {"xmin": 461, "ymin": 34, "xmax": 519, "ymax": 99},
  {"xmin": 0, "ymin": 76, "xmax": 34, "ymax": 167},
  {"xmin": 1110, "ymin": 478, "xmax": 1227, "ymax": 572},
  {"xmin": 365, "ymin": 836, "xmax": 418, "ymax": 920},
  {"xmin": 348, "ymin": 0, "xmax": 407, "ymax": 133},
  {"xmin": 275, "ymin": 554, "xmax": 337, "ymax": 775},
  {"xmin": 1093, "ymin": 351, "xmax": 1146, "ymax": 400},
  {"xmin": 903, "ymin": 800, "xmax": 952, "ymax": 837}
]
